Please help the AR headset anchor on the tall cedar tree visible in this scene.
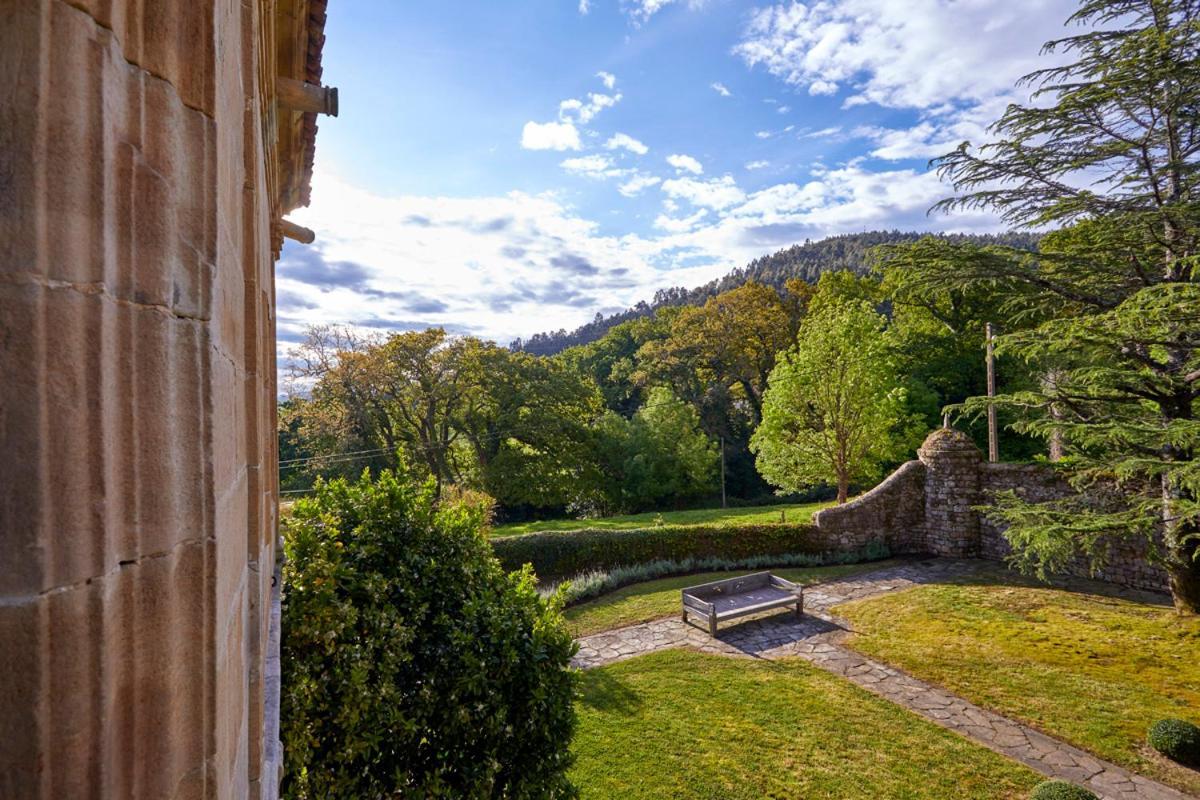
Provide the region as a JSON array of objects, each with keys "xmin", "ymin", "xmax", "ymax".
[{"xmin": 879, "ymin": 0, "xmax": 1200, "ymax": 612}]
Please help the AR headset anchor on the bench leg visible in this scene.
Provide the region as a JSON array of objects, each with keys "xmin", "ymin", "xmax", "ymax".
[
  {"xmin": 681, "ymin": 608, "xmax": 688, "ymax": 623},
  {"xmin": 708, "ymin": 614, "xmax": 717, "ymax": 637}
]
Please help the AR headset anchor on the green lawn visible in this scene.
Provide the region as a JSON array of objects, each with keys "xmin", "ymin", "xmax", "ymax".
[
  {"xmin": 492, "ymin": 501, "xmax": 828, "ymax": 536},
  {"xmin": 565, "ymin": 560, "xmax": 897, "ymax": 637},
  {"xmin": 836, "ymin": 575, "xmax": 1200, "ymax": 796},
  {"xmin": 571, "ymin": 649, "xmax": 1041, "ymax": 800}
]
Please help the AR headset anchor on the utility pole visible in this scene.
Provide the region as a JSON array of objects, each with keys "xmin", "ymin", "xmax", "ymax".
[
  {"xmin": 720, "ymin": 436, "xmax": 727, "ymax": 508},
  {"xmin": 986, "ymin": 322, "xmax": 999, "ymax": 462}
]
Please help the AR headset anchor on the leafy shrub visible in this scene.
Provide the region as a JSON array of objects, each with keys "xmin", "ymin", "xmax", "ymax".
[
  {"xmin": 280, "ymin": 468, "xmax": 578, "ymax": 799},
  {"xmin": 491, "ymin": 522, "xmax": 823, "ymax": 582},
  {"xmin": 1148, "ymin": 718, "xmax": 1200, "ymax": 766},
  {"xmin": 548, "ymin": 543, "xmax": 891, "ymax": 606},
  {"xmin": 1029, "ymin": 780, "xmax": 1098, "ymax": 800}
]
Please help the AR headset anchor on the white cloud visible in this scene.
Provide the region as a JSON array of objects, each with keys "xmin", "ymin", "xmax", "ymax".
[
  {"xmin": 755, "ymin": 130, "xmax": 772, "ymax": 139},
  {"xmin": 597, "ymin": 71, "xmax": 617, "ymax": 90},
  {"xmin": 661, "ymin": 175, "xmax": 746, "ymax": 210},
  {"xmin": 521, "ymin": 120, "xmax": 582, "ymax": 151},
  {"xmin": 280, "ymin": 163, "xmax": 1003, "ymax": 371},
  {"xmin": 666, "ymin": 153, "xmax": 704, "ymax": 175},
  {"xmin": 802, "ymin": 126, "xmax": 843, "ymax": 139},
  {"xmin": 654, "ymin": 208, "xmax": 710, "ymax": 232},
  {"xmin": 734, "ymin": 0, "xmax": 1075, "ymax": 110},
  {"xmin": 579, "ymin": 0, "xmax": 589, "ymax": 12},
  {"xmin": 560, "ymin": 154, "xmax": 617, "ymax": 176},
  {"xmin": 711, "ymin": 82, "xmax": 732, "ymax": 97},
  {"xmin": 627, "ymin": 0, "xmax": 678, "ymax": 22},
  {"xmin": 559, "ymin": 91, "xmax": 622, "ymax": 124},
  {"xmin": 745, "ymin": 160, "xmax": 769, "ymax": 170},
  {"xmin": 618, "ymin": 174, "xmax": 662, "ymax": 196},
  {"xmin": 777, "ymin": 105, "xmax": 791, "ymax": 114},
  {"xmin": 606, "ymin": 132, "xmax": 649, "ymax": 155}
]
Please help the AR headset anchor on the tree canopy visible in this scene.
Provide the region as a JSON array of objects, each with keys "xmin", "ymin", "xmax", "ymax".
[{"xmin": 751, "ymin": 301, "xmax": 921, "ymax": 503}]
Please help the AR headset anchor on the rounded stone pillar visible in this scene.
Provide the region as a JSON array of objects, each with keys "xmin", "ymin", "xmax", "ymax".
[{"xmin": 917, "ymin": 428, "xmax": 983, "ymax": 557}]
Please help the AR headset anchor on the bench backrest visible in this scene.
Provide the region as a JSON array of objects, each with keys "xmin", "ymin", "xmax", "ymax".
[{"xmin": 684, "ymin": 571, "xmax": 772, "ymax": 600}]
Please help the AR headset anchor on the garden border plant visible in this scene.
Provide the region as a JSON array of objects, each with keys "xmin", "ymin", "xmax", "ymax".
[
  {"xmin": 548, "ymin": 543, "xmax": 891, "ymax": 606},
  {"xmin": 491, "ymin": 522, "xmax": 827, "ymax": 583}
]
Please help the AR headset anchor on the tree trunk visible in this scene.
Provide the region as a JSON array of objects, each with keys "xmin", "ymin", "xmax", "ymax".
[
  {"xmin": 836, "ymin": 474, "xmax": 849, "ymax": 505},
  {"xmin": 1164, "ymin": 483, "xmax": 1200, "ymax": 615},
  {"xmin": 1166, "ymin": 556, "xmax": 1200, "ymax": 615}
]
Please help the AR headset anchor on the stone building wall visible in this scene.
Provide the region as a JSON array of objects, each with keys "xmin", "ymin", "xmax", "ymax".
[
  {"xmin": 1, "ymin": 1, "xmax": 327, "ymax": 796},
  {"xmin": 811, "ymin": 429, "xmax": 1169, "ymax": 594}
]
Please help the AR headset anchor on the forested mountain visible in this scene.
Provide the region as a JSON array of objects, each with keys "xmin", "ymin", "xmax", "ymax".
[{"xmin": 511, "ymin": 230, "xmax": 1040, "ymax": 356}]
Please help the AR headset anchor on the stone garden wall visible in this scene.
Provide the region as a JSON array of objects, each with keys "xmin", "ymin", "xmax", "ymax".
[
  {"xmin": 812, "ymin": 429, "xmax": 1169, "ymax": 594},
  {"xmin": 809, "ymin": 461, "xmax": 926, "ymax": 553}
]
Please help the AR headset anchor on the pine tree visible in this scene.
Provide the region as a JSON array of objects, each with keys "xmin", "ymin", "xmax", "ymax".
[{"xmin": 880, "ymin": 0, "xmax": 1200, "ymax": 612}]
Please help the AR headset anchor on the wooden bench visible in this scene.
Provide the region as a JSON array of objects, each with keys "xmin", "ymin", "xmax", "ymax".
[{"xmin": 681, "ymin": 572, "xmax": 804, "ymax": 637}]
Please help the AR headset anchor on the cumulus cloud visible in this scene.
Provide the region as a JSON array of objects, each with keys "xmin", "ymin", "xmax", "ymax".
[
  {"xmin": 711, "ymin": 82, "xmax": 732, "ymax": 97},
  {"xmin": 734, "ymin": 0, "xmax": 1075, "ymax": 110},
  {"xmin": 281, "ymin": 163, "xmax": 1003, "ymax": 370},
  {"xmin": 661, "ymin": 175, "xmax": 746, "ymax": 210},
  {"xmin": 560, "ymin": 154, "xmax": 619, "ymax": 177},
  {"xmin": 521, "ymin": 120, "xmax": 582, "ymax": 151},
  {"xmin": 654, "ymin": 208, "xmax": 710, "ymax": 232},
  {"xmin": 579, "ymin": 0, "xmax": 589, "ymax": 12},
  {"xmin": 618, "ymin": 174, "xmax": 662, "ymax": 196},
  {"xmin": 626, "ymin": 0, "xmax": 678, "ymax": 22},
  {"xmin": 606, "ymin": 133, "xmax": 650, "ymax": 155},
  {"xmin": 666, "ymin": 153, "xmax": 704, "ymax": 175},
  {"xmin": 745, "ymin": 160, "xmax": 769, "ymax": 170},
  {"xmin": 559, "ymin": 91, "xmax": 622, "ymax": 124},
  {"xmin": 523, "ymin": 74, "xmax": 622, "ymax": 152}
]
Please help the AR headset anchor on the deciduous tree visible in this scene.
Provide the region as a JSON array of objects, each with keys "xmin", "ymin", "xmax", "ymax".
[{"xmin": 751, "ymin": 302, "xmax": 921, "ymax": 503}]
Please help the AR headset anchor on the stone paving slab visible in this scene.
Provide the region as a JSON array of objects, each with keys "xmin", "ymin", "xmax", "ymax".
[{"xmin": 572, "ymin": 558, "xmax": 1195, "ymax": 800}]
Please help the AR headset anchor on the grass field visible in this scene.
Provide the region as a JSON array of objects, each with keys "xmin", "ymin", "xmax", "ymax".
[
  {"xmin": 570, "ymin": 649, "xmax": 1041, "ymax": 799},
  {"xmin": 492, "ymin": 501, "xmax": 828, "ymax": 536},
  {"xmin": 837, "ymin": 575, "xmax": 1200, "ymax": 796},
  {"xmin": 564, "ymin": 560, "xmax": 897, "ymax": 637}
]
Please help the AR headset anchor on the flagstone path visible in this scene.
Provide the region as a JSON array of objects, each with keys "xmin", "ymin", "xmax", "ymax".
[{"xmin": 572, "ymin": 558, "xmax": 1194, "ymax": 800}]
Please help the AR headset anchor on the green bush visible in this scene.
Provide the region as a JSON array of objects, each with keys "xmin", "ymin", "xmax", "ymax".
[
  {"xmin": 1148, "ymin": 718, "xmax": 1200, "ymax": 766},
  {"xmin": 1029, "ymin": 780, "xmax": 1098, "ymax": 800},
  {"xmin": 280, "ymin": 468, "xmax": 578, "ymax": 799},
  {"xmin": 491, "ymin": 522, "xmax": 822, "ymax": 582}
]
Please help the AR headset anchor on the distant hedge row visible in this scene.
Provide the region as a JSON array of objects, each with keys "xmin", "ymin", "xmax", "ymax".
[{"xmin": 490, "ymin": 523, "xmax": 823, "ymax": 582}]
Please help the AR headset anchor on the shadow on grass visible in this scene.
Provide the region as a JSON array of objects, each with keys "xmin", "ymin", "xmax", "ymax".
[
  {"xmin": 577, "ymin": 669, "xmax": 643, "ymax": 716},
  {"xmin": 928, "ymin": 560, "xmax": 1174, "ymax": 609}
]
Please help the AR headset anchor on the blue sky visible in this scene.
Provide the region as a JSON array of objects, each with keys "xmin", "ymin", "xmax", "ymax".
[{"xmin": 279, "ymin": 0, "xmax": 1080, "ymax": 363}]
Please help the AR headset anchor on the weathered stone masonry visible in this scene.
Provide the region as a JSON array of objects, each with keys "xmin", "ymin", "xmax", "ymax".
[
  {"xmin": 814, "ymin": 429, "xmax": 1169, "ymax": 594},
  {"xmin": 1, "ymin": 1, "xmax": 331, "ymax": 797}
]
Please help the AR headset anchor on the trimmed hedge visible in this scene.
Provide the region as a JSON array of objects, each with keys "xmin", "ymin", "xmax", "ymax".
[
  {"xmin": 1029, "ymin": 780, "xmax": 1098, "ymax": 800},
  {"xmin": 491, "ymin": 523, "xmax": 822, "ymax": 582},
  {"xmin": 1148, "ymin": 718, "xmax": 1200, "ymax": 766}
]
